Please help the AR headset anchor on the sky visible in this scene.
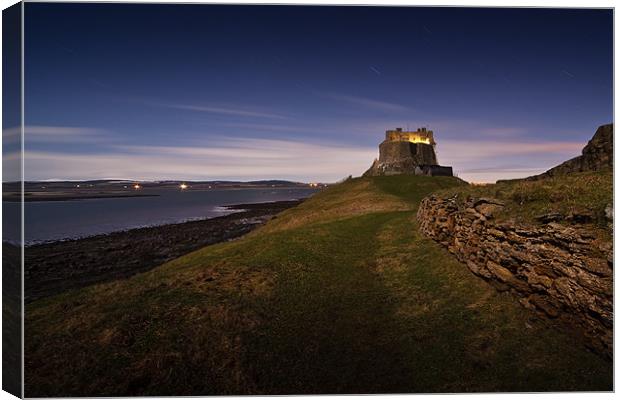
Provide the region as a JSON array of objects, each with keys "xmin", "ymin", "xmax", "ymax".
[{"xmin": 18, "ymin": 3, "xmax": 613, "ymax": 182}]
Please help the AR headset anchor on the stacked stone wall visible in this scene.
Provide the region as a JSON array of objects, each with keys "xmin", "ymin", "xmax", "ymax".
[{"xmin": 417, "ymin": 194, "xmax": 613, "ymax": 357}]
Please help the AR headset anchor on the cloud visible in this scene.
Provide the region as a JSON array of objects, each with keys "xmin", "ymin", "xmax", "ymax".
[
  {"xmin": 438, "ymin": 139, "xmax": 583, "ymax": 183},
  {"xmin": 369, "ymin": 66, "xmax": 382, "ymax": 76},
  {"xmin": 478, "ymin": 127, "xmax": 528, "ymax": 138},
  {"xmin": 3, "ymin": 126, "xmax": 22, "ymax": 141},
  {"xmin": 215, "ymin": 122, "xmax": 328, "ymax": 134},
  {"xmin": 321, "ymin": 93, "xmax": 411, "ymax": 112},
  {"xmin": 215, "ymin": 120, "xmax": 404, "ymax": 139},
  {"xmin": 14, "ymin": 122, "xmax": 587, "ymax": 184},
  {"xmin": 24, "ymin": 138, "xmax": 376, "ymax": 182},
  {"xmin": 3, "ymin": 125, "xmax": 108, "ymax": 144},
  {"xmin": 561, "ymin": 69, "xmax": 575, "ymax": 78},
  {"xmin": 150, "ymin": 102, "xmax": 288, "ymax": 119},
  {"xmin": 440, "ymin": 139, "xmax": 583, "ymax": 161}
]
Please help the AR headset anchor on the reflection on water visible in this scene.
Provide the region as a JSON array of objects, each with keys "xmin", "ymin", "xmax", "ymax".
[{"xmin": 11, "ymin": 187, "xmax": 318, "ymax": 244}]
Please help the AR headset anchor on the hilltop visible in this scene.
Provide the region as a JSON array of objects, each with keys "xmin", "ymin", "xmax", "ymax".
[{"xmin": 25, "ymin": 175, "xmax": 611, "ymax": 396}]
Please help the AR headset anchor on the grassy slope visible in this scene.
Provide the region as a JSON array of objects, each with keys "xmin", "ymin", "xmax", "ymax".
[
  {"xmin": 25, "ymin": 176, "xmax": 612, "ymax": 396},
  {"xmin": 436, "ymin": 172, "xmax": 613, "ymax": 229}
]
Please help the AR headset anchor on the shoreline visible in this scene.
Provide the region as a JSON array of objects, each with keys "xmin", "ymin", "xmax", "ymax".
[
  {"xmin": 4, "ymin": 193, "xmax": 160, "ymax": 202},
  {"xmin": 21, "ymin": 199, "xmax": 303, "ymax": 303},
  {"xmin": 4, "ymin": 185, "xmax": 318, "ymax": 203},
  {"xmin": 21, "ymin": 200, "xmax": 294, "ymax": 246}
]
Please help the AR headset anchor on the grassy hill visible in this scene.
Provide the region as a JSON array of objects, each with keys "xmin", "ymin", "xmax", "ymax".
[
  {"xmin": 437, "ymin": 171, "xmax": 613, "ymax": 232},
  {"xmin": 25, "ymin": 175, "xmax": 612, "ymax": 396}
]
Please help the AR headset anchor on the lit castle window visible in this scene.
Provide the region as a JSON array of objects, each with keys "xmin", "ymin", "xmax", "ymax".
[{"xmin": 385, "ymin": 127, "xmax": 436, "ymax": 145}]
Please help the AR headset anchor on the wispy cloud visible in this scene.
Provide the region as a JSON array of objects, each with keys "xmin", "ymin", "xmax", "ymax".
[
  {"xmin": 440, "ymin": 139, "xmax": 582, "ymax": 160},
  {"xmin": 478, "ymin": 127, "xmax": 528, "ymax": 138},
  {"xmin": 3, "ymin": 126, "xmax": 21, "ymax": 142},
  {"xmin": 150, "ymin": 102, "xmax": 288, "ymax": 119},
  {"xmin": 561, "ymin": 69, "xmax": 575, "ymax": 78},
  {"xmin": 369, "ymin": 66, "xmax": 382, "ymax": 76},
  {"xmin": 13, "ymin": 120, "xmax": 588, "ymax": 184},
  {"xmin": 322, "ymin": 93, "xmax": 411, "ymax": 112},
  {"xmin": 438, "ymin": 139, "xmax": 583, "ymax": 182},
  {"xmin": 4, "ymin": 125, "xmax": 108, "ymax": 144},
  {"xmin": 214, "ymin": 122, "xmax": 325, "ymax": 134},
  {"xmin": 25, "ymin": 138, "xmax": 376, "ymax": 182}
]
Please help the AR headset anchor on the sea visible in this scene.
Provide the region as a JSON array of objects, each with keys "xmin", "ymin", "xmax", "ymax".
[{"xmin": 3, "ymin": 187, "xmax": 319, "ymax": 245}]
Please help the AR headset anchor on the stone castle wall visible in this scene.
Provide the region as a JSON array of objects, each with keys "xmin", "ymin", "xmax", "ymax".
[
  {"xmin": 364, "ymin": 128, "xmax": 453, "ymax": 177},
  {"xmin": 417, "ymin": 195, "xmax": 613, "ymax": 357},
  {"xmin": 378, "ymin": 141, "xmax": 438, "ymax": 166},
  {"xmin": 364, "ymin": 141, "xmax": 441, "ymax": 176}
]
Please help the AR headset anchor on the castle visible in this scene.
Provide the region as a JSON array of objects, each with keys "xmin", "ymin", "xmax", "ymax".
[
  {"xmin": 363, "ymin": 127, "xmax": 453, "ymax": 177},
  {"xmin": 385, "ymin": 127, "xmax": 436, "ymax": 145}
]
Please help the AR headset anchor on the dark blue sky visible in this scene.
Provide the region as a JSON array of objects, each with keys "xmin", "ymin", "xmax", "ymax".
[{"xmin": 23, "ymin": 4, "xmax": 613, "ymax": 182}]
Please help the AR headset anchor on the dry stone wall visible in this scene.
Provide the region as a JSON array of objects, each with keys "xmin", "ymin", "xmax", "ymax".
[{"xmin": 417, "ymin": 194, "xmax": 613, "ymax": 357}]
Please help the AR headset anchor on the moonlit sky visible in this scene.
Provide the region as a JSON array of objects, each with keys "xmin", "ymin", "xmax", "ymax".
[{"xmin": 20, "ymin": 4, "xmax": 612, "ymax": 183}]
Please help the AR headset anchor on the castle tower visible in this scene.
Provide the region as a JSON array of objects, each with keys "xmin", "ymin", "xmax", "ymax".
[{"xmin": 363, "ymin": 127, "xmax": 453, "ymax": 177}]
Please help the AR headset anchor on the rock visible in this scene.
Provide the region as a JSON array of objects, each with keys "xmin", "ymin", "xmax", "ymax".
[
  {"xmin": 486, "ymin": 261, "xmax": 514, "ymax": 283},
  {"xmin": 417, "ymin": 190, "xmax": 613, "ymax": 357},
  {"xmin": 526, "ymin": 124, "xmax": 613, "ymax": 180},
  {"xmin": 514, "ymin": 228, "xmax": 539, "ymax": 237},
  {"xmin": 535, "ymin": 212, "xmax": 564, "ymax": 223},
  {"xmin": 523, "ymin": 269, "xmax": 553, "ymax": 289},
  {"xmin": 487, "ymin": 228, "xmax": 506, "ymax": 239},
  {"xmin": 605, "ymin": 204, "xmax": 613, "ymax": 221},
  {"xmin": 529, "ymin": 294, "xmax": 560, "ymax": 318},
  {"xmin": 473, "ymin": 197, "xmax": 505, "ymax": 207},
  {"xmin": 467, "ymin": 260, "xmax": 492, "ymax": 279},
  {"xmin": 581, "ymin": 258, "xmax": 612, "ymax": 277},
  {"xmin": 566, "ymin": 210, "xmax": 594, "ymax": 224},
  {"xmin": 476, "ymin": 203, "xmax": 504, "ymax": 218}
]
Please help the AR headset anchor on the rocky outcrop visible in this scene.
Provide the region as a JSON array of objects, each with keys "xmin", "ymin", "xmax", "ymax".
[
  {"xmin": 526, "ymin": 124, "xmax": 613, "ymax": 180},
  {"xmin": 417, "ymin": 195, "xmax": 613, "ymax": 357}
]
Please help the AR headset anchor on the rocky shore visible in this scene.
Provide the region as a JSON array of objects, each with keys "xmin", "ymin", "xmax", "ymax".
[{"xmin": 23, "ymin": 200, "xmax": 302, "ymax": 303}]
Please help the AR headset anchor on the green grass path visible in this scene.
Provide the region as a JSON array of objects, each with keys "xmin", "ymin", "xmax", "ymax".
[{"xmin": 25, "ymin": 176, "xmax": 612, "ymax": 396}]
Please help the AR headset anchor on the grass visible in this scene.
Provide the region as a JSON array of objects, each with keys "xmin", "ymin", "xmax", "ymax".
[
  {"xmin": 435, "ymin": 172, "xmax": 613, "ymax": 229},
  {"xmin": 25, "ymin": 175, "xmax": 612, "ymax": 396}
]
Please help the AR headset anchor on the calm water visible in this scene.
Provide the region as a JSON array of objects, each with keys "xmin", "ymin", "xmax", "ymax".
[{"xmin": 6, "ymin": 187, "xmax": 318, "ymax": 244}]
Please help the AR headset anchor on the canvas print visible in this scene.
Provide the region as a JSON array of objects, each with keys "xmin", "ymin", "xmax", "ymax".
[{"xmin": 1, "ymin": 2, "xmax": 614, "ymax": 397}]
